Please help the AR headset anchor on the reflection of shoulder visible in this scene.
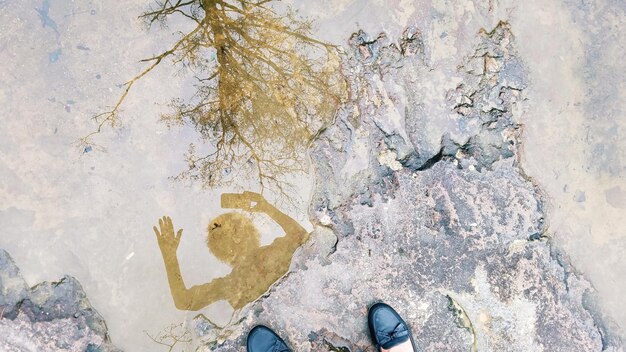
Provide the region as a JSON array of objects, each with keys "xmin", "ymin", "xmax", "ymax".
[
  {"xmin": 286, "ymin": 226, "xmax": 309, "ymax": 241},
  {"xmin": 268, "ymin": 233, "xmax": 302, "ymax": 252}
]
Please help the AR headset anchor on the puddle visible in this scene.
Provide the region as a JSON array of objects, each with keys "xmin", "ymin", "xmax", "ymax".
[
  {"xmin": 1, "ymin": 0, "xmax": 624, "ymax": 350},
  {"xmin": 0, "ymin": 0, "xmax": 316, "ymax": 349},
  {"xmin": 510, "ymin": 0, "xmax": 626, "ymax": 335},
  {"xmin": 79, "ymin": 0, "xmax": 346, "ymax": 198},
  {"xmin": 155, "ymin": 192, "xmax": 308, "ymax": 311}
]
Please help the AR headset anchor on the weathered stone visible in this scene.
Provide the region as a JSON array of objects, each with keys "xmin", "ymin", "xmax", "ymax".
[
  {"xmin": 0, "ymin": 249, "xmax": 120, "ymax": 352},
  {"xmin": 0, "ymin": 249, "xmax": 29, "ymax": 320},
  {"xmin": 205, "ymin": 159, "xmax": 619, "ymax": 351},
  {"xmin": 192, "ymin": 22, "xmax": 624, "ymax": 352}
]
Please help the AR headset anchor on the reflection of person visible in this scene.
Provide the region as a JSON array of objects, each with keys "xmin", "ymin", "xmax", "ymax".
[
  {"xmin": 152, "ymin": 192, "xmax": 308, "ymax": 311},
  {"xmin": 247, "ymin": 303, "xmax": 417, "ymax": 352}
]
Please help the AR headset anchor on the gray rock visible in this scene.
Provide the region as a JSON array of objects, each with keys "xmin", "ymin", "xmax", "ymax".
[
  {"xmin": 0, "ymin": 249, "xmax": 120, "ymax": 352},
  {"xmin": 0, "ymin": 249, "xmax": 29, "ymax": 320},
  {"xmin": 194, "ymin": 22, "xmax": 624, "ymax": 352},
  {"xmin": 208, "ymin": 162, "xmax": 617, "ymax": 351}
]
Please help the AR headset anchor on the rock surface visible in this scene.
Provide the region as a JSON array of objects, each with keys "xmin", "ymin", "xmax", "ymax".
[
  {"xmin": 0, "ymin": 249, "xmax": 120, "ymax": 352},
  {"xmin": 193, "ymin": 23, "xmax": 624, "ymax": 351}
]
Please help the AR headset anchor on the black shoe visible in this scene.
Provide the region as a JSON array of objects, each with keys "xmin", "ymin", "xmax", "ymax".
[
  {"xmin": 368, "ymin": 303, "xmax": 416, "ymax": 351},
  {"xmin": 246, "ymin": 325, "xmax": 291, "ymax": 352}
]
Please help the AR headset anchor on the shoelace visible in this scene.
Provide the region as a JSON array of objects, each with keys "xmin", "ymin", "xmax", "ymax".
[{"xmin": 377, "ymin": 323, "xmax": 409, "ymax": 347}]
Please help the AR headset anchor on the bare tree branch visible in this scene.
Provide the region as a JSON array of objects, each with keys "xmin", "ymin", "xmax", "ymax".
[{"xmin": 83, "ymin": 0, "xmax": 347, "ymax": 201}]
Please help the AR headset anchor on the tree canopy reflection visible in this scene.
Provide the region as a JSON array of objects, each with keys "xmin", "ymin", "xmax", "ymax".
[{"xmin": 83, "ymin": 0, "xmax": 346, "ymax": 194}]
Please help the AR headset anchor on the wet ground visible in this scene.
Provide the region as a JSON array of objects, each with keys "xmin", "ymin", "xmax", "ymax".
[
  {"xmin": 0, "ymin": 1, "xmax": 314, "ymax": 349},
  {"xmin": 0, "ymin": 0, "xmax": 624, "ymax": 350},
  {"xmin": 512, "ymin": 0, "xmax": 626, "ymax": 335}
]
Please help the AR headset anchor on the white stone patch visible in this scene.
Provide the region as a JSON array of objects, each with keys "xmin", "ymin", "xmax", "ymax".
[
  {"xmin": 372, "ymin": 74, "xmax": 410, "ymax": 142},
  {"xmin": 393, "ymin": 0, "xmax": 417, "ymax": 31},
  {"xmin": 341, "ymin": 126, "xmax": 371, "ymax": 179},
  {"xmin": 318, "ymin": 212, "xmax": 333, "ymax": 226},
  {"xmin": 377, "ymin": 150, "xmax": 403, "ymax": 171}
]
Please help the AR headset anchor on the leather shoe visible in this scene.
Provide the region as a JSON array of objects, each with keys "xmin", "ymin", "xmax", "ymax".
[
  {"xmin": 368, "ymin": 302, "xmax": 417, "ymax": 351},
  {"xmin": 246, "ymin": 325, "xmax": 291, "ymax": 352}
]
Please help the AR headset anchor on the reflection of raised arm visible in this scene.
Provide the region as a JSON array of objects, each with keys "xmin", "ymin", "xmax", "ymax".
[
  {"xmin": 245, "ymin": 192, "xmax": 308, "ymax": 241},
  {"xmin": 153, "ymin": 216, "xmax": 229, "ymax": 310}
]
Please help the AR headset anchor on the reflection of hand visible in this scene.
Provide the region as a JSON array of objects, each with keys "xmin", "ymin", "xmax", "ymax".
[
  {"xmin": 153, "ymin": 216, "xmax": 183, "ymax": 257},
  {"xmin": 243, "ymin": 191, "xmax": 270, "ymax": 213}
]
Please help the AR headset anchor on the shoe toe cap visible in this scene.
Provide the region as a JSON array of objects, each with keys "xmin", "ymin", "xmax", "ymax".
[
  {"xmin": 369, "ymin": 303, "xmax": 411, "ymax": 349},
  {"xmin": 247, "ymin": 326, "xmax": 289, "ymax": 352}
]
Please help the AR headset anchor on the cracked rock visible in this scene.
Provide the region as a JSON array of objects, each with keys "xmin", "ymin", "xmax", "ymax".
[
  {"xmin": 0, "ymin": 249, "xmax": 120, "ymax": 352},
  {"xmin": 196, "ymin": 22, "xmax": 624, "ymax": 352}
]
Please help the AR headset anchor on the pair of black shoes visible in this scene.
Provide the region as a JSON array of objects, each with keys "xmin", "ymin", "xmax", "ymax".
[{"xmin": 247, "ymin": 303, "xmax": 416, "ymax": 352}]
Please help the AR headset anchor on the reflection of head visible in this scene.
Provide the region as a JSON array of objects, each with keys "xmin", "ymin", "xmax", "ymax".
[{"xmin": 207, "ymin": 212, "xmax": 260, "ymax": 265}]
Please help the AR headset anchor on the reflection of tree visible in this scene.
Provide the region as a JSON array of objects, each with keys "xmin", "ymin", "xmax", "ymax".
[
  {"xmin": 145, "ymin": 323, "xmax": 192, "ymax": 352},
  {"xmin": 82, "ymin": 0, "xmax": 345, "ymax": 194}
]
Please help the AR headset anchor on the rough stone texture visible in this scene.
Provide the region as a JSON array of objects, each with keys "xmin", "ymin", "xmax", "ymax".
[
  {"xmin": 0, "ymin": 249, "xmax": 29, "ymax": 320},
  {"xmin": 192, "ymin": 23, "xmax": 624, "ymax": 351},
  {"xmin": 0, "ymin": 249, "xmax": 120, "ymax": 352}
]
